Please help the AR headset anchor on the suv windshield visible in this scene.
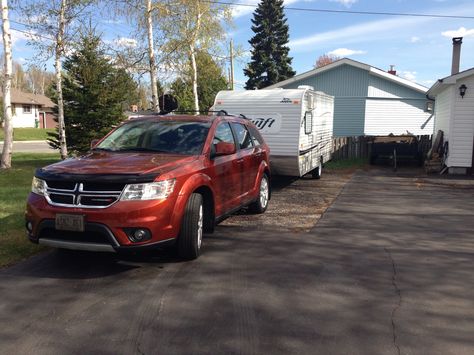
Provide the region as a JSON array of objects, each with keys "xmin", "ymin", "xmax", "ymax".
[{"xmin": 96, "ymin": 120, "xmax": 211, "ymax": 155}]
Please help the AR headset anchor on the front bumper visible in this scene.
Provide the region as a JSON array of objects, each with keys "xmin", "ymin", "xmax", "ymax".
[{"xmin": 26, "ymin": 193, "xmax": 181, "ymax": 252}]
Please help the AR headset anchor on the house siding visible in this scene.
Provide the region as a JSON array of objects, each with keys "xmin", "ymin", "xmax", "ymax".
[
  {"xmin": 334, "ymin": 97, "xmax": 366, "ymax": 136},
  {"xmin": 368, "ymin": 75, "xmax": 427, "ymax": 99},
  {"xmin": 276, "ymin": 63, "xmax": 430, "ymax": 137},
  {"xmin": 364, "ymin": 99, "xmax": 433, "ymax": 135},
  {"xmin": 449, "ymin": 75, "xmax": 474, "ymax": 167},
  {"xmin": 12, "ymin": 104, "xmax": 38, "ymax": 128},
  {"xmin": 279, "ymin": 64, "xmax": 369, "ymax": 136},
  {"xmin": 433, "ymin": 86, "xmax": 453, "ymax": 137}
]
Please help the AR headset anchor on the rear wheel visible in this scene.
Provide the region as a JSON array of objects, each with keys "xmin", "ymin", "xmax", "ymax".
[
  {"xmin": 311, "ymin": 165, "xmax": 322, "ymax": 179},
  {"xmin": 178, "ymin": 193, "xmax": 203, "ymax": 260},
  {"xmin": 248, "ymin": 173, "xmax": 269, "ymax": 214}
]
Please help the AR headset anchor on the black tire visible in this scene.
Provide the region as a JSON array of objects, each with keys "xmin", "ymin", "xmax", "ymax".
[
  {"xmin": 248, "ymin": 173, "xmax": 270, "ymax": 214},
  {"xmin": 311, "ymin": 165, "xmax": 321, "ymax": 179},
  {"xmin": 178, "ymin": 193, "xmax": 203, "ymax": 260}
]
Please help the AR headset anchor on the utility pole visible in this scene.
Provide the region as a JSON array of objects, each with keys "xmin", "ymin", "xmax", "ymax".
[{"xmin": 229, "ymin": 39, "xmax": 234, "ymax": 90}]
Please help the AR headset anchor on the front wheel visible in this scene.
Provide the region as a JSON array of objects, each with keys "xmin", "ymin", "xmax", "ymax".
[
  {"xmin": 178, "ymin": 193, "xmax": 203, "ymax": 260},
  {"xmin": 248, "ymin": 173, "xmax": 269, "ymax": 214}
]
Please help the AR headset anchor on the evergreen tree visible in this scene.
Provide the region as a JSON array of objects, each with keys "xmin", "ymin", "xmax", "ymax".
[
  {"xmin": 244, "ymin": 0, "xmax": 295, "ymax": 89},
  {"xmin": 48, "ymin": 32, "xmax": 138, "ymax": 153},
  {"xmin": 170, "ymin": 52, "xmax": 228, "ymax": 112}
]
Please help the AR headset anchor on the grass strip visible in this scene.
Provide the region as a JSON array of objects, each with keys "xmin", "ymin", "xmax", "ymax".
[{"xmin": 0, "ymin": 153, "xmax": 60, "ymax": 267}]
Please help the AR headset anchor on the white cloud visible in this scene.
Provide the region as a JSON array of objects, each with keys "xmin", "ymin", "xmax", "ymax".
[
  {"xmin": 330, "ymin": 0, "xmax": 358, "ymax": 7},
  {"xmin": 114, "ymin": 37, "xmax": 137, "ymax": 48},
  {"xmin": 410, "ymin": 36, "xmax": 421, "ymax": 43},
  {"xmin": 327, "ymin": 48, "xmax": 365, "ymax": 57},
  {"xmin": 441, "ymin": 27, "xmax": 474, "ymax": 38},
  {"xmin": 401, "ymin": 71, "xmax": 417, "ymax": 82},
  {"xmin": 290, "ymin": 15, "xmax": 433, "ymax": 51}
]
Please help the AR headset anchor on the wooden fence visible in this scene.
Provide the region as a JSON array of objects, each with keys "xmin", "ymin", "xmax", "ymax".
[{"xmin": 331, "ymin": 135, "xmax": 432, "ymax": 161}]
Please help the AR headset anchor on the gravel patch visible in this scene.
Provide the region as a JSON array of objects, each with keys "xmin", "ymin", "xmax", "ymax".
[{"xmin": 222, "ymin": 169, "xmax": 354, "ymax": 233}]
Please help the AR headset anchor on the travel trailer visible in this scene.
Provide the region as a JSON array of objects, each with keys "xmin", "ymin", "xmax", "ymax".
[{"xmin": 213, "ymin": 87, "xmax": 334, "ymax": 177}]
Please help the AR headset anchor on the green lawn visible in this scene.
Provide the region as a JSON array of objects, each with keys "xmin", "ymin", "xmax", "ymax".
[
  {"xmin": 0, "ymin": 153, "xmax": 60, "ymax": 267},
  {"xmin": 325, "ymin": 158, "xmax": 369, "ymax": 171},
  {"xmin": 0, "ymin": 128, "xmax": 54, "ymax": 141}
]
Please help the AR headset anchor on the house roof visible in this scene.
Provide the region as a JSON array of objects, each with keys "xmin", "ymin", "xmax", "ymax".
[
  {"xmin": 265, "ymin": 58, "xmax": 428, "ymax": 94},
  {"xmin": 427, "ymin": 67, "xmax": 474, "ymax": 97},
  {"xmin": 9, "ymin": 89, "xmax": 55, "ymax": 108}
]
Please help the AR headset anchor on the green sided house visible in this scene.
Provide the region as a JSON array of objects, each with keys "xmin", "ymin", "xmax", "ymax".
[{"xmin": 265, "ymin": 58, "xmax": 433, "ymax": 137}]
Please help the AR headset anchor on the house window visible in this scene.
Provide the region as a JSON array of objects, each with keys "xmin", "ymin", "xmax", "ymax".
[{"xmin": 23, "ymin": 105, "xmax": 32, "ymax": 113}]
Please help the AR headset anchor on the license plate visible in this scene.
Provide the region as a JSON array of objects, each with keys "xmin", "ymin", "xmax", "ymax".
[{"xmin": 55, "ymin": 214, "xmax": 85, "ymax": 232}]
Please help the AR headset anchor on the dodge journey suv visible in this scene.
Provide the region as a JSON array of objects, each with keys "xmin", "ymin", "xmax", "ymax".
[{"xmin": 26, "ymin": 114, "xmax": 271, "ymax": 259}]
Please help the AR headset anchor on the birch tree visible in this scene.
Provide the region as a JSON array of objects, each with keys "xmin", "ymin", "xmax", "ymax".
[
  {"xmin": 1, "ymin": 0, "xmax": 13, "ymax": 169},
  {"xmin": 19, "ymin": 0, "xmax": 93, "ymax": 159},
  {"xmin": 106, "ymin": 0, "xmax": 162, "ymax": 112},
  {"xmin": 158, "ymin": 0, "xmax": 231, "ymax": 114}
]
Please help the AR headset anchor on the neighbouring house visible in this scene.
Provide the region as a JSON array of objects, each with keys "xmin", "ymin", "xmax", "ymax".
[
  {"xmin": 265, "ymin": 58, "xmax": 434, "ymax": 137},
  {"xmin": 8, "ymin": 89, "xmax": 56, "ymax": 129},
  {"xmin": 427, "ymin": 37, "xmax": 474, "ymax": 175}
]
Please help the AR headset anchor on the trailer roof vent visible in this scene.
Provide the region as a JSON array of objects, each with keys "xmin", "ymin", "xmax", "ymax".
[{"xmin": 297, "ymin": 85, "xmax": 314, "ymax": 91}]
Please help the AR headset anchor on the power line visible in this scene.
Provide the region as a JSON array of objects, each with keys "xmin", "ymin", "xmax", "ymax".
[
  {"xmin": 10, "ymin": 27, "xmax": 55, "ymax": 42},
  {"xmin": 204, "ymin": 0, "xmax": 474, "ymax": 19}
]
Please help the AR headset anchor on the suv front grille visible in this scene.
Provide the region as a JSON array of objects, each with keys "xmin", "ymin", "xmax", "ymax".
[{"xmin": 45, "ymin": 181, "xmax": 126, "ymax": 208}]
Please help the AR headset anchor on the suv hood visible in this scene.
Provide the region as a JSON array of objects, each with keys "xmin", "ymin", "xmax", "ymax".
[{"xmin": 39, "ymin": 151, "xmax": 199, "ymax": 178}]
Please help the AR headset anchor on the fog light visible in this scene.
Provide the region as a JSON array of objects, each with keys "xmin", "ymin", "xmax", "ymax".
[
  {"xmin": 124, "ymin": 228, "xmax": 152, "ymax": 243},
  {"xmin": 134, "ymin": 229, "xmax": 147, "ymax": 241},
  {"xmin": 26, "ymin": 221, "xmax": 33, "ymax": 232}
]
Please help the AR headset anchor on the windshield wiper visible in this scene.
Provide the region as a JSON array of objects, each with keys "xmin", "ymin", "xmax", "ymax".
[{"xmin": 92, "ymin": 147, "xmax": 113, "ymax": 152}]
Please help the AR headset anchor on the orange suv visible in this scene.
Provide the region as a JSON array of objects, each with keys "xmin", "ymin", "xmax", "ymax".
[{"xmin": 26, "ymin": 114, "xmax": 271, "ymax": 259}]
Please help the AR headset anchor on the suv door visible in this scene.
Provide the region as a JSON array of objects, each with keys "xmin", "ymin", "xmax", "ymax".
[
  {"xmin": 230, "ymin": 122, "xmax": 259, "ymax": 198},
  {"xmin": 209, "ymin": 122, "xmax": 243, "ymax": 215}
]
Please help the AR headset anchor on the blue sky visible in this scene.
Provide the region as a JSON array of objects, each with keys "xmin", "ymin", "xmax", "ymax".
[
  {"xmin": 8, "ymin": 0, "xmax": 474, "ymax": 91},
  {"xmin": 229, "ymin": 0, "xmax": 474, "ymax": 89}
]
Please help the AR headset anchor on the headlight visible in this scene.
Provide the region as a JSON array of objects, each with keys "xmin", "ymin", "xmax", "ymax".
[
  {"xmin": 120, "ymin": 179, "xmax": 176, "ymax": 201},
  {"xmin": 31, "ymin": 177, "xmax": 47, "ymax": 196}
]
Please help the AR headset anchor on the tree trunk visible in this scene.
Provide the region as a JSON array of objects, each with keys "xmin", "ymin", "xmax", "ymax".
[
  {"xmin": 190, "ymin": 8, "xmax": 202, "ymax": 115},
  {"xmin": 55, "ymin": 0, "xmax": 68, "ymax": 159},
  {"xmin": 146, "ymin": 0, "xmax": 159, "ymax": 112},
  {"xmin": 1, "ymin": 0, "xmax": 13, "ymax": 169},
  {"xmin": 190, "ymin": 46, "xmax": 199, "ymax": 115}
]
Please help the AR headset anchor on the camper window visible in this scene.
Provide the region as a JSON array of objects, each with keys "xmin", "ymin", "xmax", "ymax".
[{"xmin": 304, "ymin": 111, "xmax": 313, "ymax": 134}]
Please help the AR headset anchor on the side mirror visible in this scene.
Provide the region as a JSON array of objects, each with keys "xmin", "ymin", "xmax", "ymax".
[
  {"xmin": 213, "ymin": 142, "xmax": 236, "ymax": 157},
  {"xmin": 91, "ymin": 139, "xmax": 100, "ymax": 149}
]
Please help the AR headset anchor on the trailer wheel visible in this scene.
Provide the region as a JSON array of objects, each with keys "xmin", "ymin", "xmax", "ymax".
[{"xmin": 312, "ymin": 165, "xmax": 322, "ymax": 179}]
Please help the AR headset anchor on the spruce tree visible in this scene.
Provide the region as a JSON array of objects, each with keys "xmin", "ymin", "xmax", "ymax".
[
  {"xmin": 48, "ymin": 32, "xmax": 138, "ymax": 154},
  {"xmin": 244, "ymin": 0, "xmax": 295, "ymax": 89}
]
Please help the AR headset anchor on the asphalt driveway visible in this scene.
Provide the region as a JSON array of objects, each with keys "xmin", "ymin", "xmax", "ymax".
[{"xmin": 1, "ymin": 170, "xmax": 473, "ymax": 355}]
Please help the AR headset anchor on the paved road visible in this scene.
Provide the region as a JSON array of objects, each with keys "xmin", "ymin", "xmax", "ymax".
[
  {"xmin": 1, "ymin": 171, "xmax": 473, "ymax": 354},
  {"xmin": 0, "ymin": 140, "xmax": 56, "ymax": 153}
]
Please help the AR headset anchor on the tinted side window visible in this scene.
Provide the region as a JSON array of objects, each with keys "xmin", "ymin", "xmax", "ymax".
[
  {"xmin": 231, "ymin": 123, "xmax": 253, "ymax": 150},
  {"xmin": 213, "ymin": 123, "xmax": 235, "ymax": 145},
  {"xmin": 248, "ymin": 125, "xmax": 264, "ymax": 146}
]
